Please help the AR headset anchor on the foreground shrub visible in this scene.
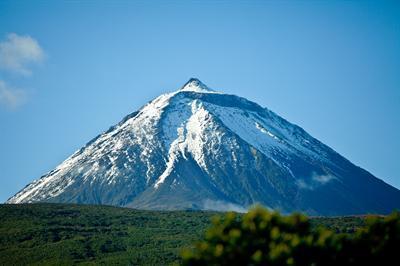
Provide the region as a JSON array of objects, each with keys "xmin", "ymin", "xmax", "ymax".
[{"xmin": 182, "ymin": 207, "xmax": 400, "ymax": 265}]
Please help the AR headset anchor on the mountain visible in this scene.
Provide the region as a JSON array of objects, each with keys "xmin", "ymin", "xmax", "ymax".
[{"xmin": 7, "ymin": 78, "xmax": 400, "ymax": 215}]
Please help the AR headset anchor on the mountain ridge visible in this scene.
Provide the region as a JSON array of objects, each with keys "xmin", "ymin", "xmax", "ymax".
[{"xmin": 7, "ymin": 79, "xmax": 400, "ymax": 215}]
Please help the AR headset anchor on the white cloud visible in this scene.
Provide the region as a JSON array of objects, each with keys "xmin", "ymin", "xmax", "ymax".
[
  {"xmin": 0, "ymin": 80, "xmax": 27, "ymax": 109},
  {"xmin": 0, "ymin": 33, "xmax": 44, "ymax": 76},
  {"xmin": 312, "ymin": 173, "xmax": 335, "ymax": 184},
  {"xmin": 202, "ymin": 199, "xmax": 248, "ymax": 213},
  {"xmin": 0, "ymin": 33, "xmax": 44, "ymax": 109},
  {"xmin": 297, "ymin": 172, "xmax": 336, "ymax": 190},
  {"xmin": 297, "ymin": 179, "xmax": 313, "ymax": 190}
]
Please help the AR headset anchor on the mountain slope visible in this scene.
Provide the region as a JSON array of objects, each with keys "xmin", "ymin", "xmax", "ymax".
[{"xmin": 7, "ymin": 79, "xmax": 400, "ymax": 215}]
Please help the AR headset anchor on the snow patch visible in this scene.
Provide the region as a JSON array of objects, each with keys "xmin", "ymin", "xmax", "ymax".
[
  {"xmin": 180, "ymin": 78, "xmax": 217, "ymax": 93},
  {"xmin": 154, "ymin": 100, "xmax": 215, "ymax": 188}
]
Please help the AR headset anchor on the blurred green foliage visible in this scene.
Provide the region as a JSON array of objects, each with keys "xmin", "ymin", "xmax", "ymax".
[{"xmin": 182, "ymin": 206, "xmax": 400, "ymax": 265}]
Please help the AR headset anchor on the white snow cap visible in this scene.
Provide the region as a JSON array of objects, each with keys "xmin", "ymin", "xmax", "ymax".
[{"xmin": 179, "ymin": 78, "xmax": 216, "ymax": 93}]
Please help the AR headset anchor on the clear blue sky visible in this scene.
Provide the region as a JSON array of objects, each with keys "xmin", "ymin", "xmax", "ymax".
[{"xmin": 0, "ymin": 1, "xmax": 399, "ymax": 202}]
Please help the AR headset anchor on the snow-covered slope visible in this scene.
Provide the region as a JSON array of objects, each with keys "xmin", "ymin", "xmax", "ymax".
[{"xmin": 7, "ymin": 78, "xmax": 400, "ymax": 215}]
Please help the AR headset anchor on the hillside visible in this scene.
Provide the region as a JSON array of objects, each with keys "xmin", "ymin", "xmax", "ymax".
[{"xmin": 0, "ymin": 204, "xmax": 366, "ymax": 265}]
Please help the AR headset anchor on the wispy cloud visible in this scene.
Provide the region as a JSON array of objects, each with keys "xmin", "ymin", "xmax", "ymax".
[
  {"xmin": 202, "ymin": 199, "xmax": 248, "ymax": 213},
  {"xmin": 297, "ymin": 172, "xmax": 336, "ymax": 190},
  {"xmin": 312, "ymin": 173, "xmax": 335, "ymax": 184},
  {"xmin": 0, "ymin": 80, "xmax": 27, "ymax": 109},
  {"xmin": 0, "ymin": 33, "xmax": 44, "ymax": 76},
  {"xmin": 0, "ymin": 33, "xmax": 44, "ymax": 109}
]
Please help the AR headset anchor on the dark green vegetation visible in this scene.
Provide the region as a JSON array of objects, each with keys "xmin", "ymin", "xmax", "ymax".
[
  {"xmin": 0, "ymin": 204, "xmax": 215, "ymax": 265},
  {"xmin": 182, "ymin": 207, "xmax": 399, "ymax": 266},
  {"xmin": 0, "ymin": 204, "xmax": 373, "ymax": 265}
]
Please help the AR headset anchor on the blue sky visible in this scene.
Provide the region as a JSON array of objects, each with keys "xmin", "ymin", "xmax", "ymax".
[{"xmin": 0, "ymin": 1, "xmax": 399, "ymax": 202}]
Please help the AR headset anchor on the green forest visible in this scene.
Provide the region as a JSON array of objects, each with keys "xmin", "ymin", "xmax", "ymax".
[{"xmin": 0, "ymin": 203, "xmax": 373, "ymax": 265}]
